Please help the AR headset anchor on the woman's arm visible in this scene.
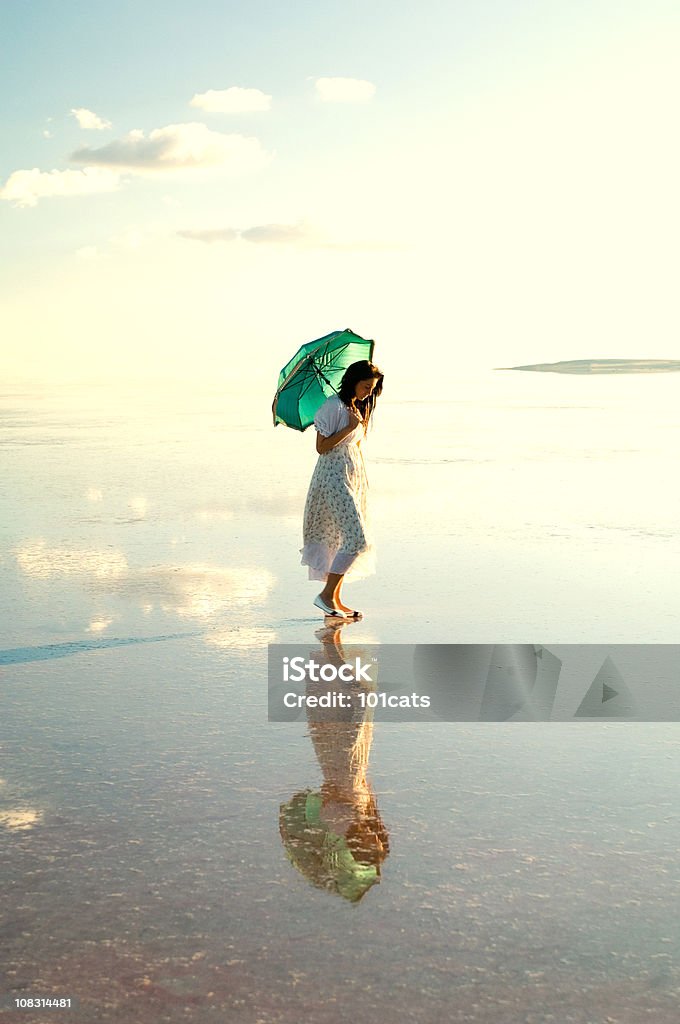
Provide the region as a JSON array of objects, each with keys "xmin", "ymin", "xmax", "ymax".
[{"xmin": 316, "ymin": 410, "xmax": 363, "ymax": 454}]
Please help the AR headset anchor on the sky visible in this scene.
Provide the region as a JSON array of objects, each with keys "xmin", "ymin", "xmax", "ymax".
[{"xmin": 1, "ymin": 0, "xmax": 679, "ymax": 392}]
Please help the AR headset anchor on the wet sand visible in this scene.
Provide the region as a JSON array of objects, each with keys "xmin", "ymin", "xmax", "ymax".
[{"xmin": 3, "ymin": 376, "xmax": 680, "ymax": 1021}]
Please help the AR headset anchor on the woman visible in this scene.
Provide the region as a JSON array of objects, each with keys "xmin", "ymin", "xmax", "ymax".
[
  {"xmin": 300, "ymin": 359, "xmax": 384, "ymax": 617},
  {"xmin": 279, "ymin": 622, "xmax": 390, "ymax": 901}
]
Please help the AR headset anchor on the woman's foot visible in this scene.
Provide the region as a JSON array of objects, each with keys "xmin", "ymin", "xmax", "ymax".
[
  {"xmin": 335, "ymin": 598, "xmax": 362, "ymax": 618},
  {"xmin": 314, "ymin": 594, "xmax": 344, "ymax": 616}
]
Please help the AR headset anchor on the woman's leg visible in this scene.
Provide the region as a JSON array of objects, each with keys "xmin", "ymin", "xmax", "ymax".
[
  {"xmin": 331, "ymin": 575, "xmax": 360, "ymax": 615},
  {"xmin": 333, "ymin": 581, "xmax": 355, "ymax": 613},
  {"xmin": 320, "ymin": 572, "xmax": 343, "ymax": 607},
  {"xmin": 331, "ymin": 575, "xmax": 345, "ymax": 608}
]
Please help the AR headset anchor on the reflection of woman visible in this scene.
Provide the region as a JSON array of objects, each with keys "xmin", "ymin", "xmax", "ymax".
[
  {"xmin": 300, "ymin": 360, "xmax": 384, "ymax": 618},
  {"xmin": 279, "ymin": 625, "xmax": 390, "ymax": 902}
]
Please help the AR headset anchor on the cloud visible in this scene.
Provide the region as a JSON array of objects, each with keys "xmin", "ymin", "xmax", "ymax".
[
  {"xmin": 75, "ymin": 245, "xmax": 99, "ymax": 260},
  {"xmin": 70, "ymin": 122, "xmax": 270, "ymax": 175},
  {"xmin": 0, "ymin": 166, "xmax": 121, "ymax": 208},
  {"xmin": 128, "ymin": 495, "xmax": 147, "ymax": 518},
  {"xmin": 195, "ymin": 506, "xmax": 234, "ymax": 521},
  {"xmin": 14, "ymin": 539, "xmax": 275, "ymax": 620},
  {"xmin": 93, "ymin": 563, "xmax": 275, "ymax": 619},
  {"xmin": 178, "ymin": 222, "xmax": 314, "ymax": 245},
  {"xmin": 190, "ymin": 87, "xmax": 272, "ymax": 113},
  {"xmin": 71, "ymin": 107, "xmax": 112, "ymax": 130},
  {"xmin": 241, "ymin": 223, "xmax": 310, "ymax": 244},
  {"xmin": 109, "ymin": 227, "xmax": 145, "ymax": 249},
  {"xmin": 177, "ymin": 228, "xmax": 240, "ymax": 243},
  {"xmin": 177, "ymin": 221, "xmax": 397, "ymax": 251},
  {"xmin": 15, "ymin": 539, "xmax": 128, "ymax": 579},
  {"xmin": 86, "ymin": 617, "xmax": 114, "ymax": 633},
  {"xmin": 314, "ymin": 77, "xmax": 376, "ymax": 103}
]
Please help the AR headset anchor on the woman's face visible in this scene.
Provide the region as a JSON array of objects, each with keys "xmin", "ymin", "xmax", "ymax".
[{"xmin": 354, "ymin": 377, "xmax": 378, "ymax": 402}]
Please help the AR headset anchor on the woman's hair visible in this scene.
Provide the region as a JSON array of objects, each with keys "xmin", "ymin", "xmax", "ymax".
[
  {"xmin": 338, "ymin": 360, "xmax": 384, "ymax": 426},
  {"xmin": 344, "ymin": 793, "xmax": 391, "ymax": 870}
]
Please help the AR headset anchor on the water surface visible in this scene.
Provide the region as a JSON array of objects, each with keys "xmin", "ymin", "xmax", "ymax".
[{"xmin": 2, "ymin": 373, "xmax": 680, "ymax": 1022}]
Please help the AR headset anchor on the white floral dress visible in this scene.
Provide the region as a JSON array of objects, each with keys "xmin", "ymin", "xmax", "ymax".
[{"xmin": 300, "ymin": 395, "xmax": 376, "ymax": 582}]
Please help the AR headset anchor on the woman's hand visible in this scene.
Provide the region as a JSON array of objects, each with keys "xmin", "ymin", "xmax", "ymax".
[
  {"xmin": 315, "ymin": 406, "xmax": 365, "ymax": 454},
  {"xmin": 348, "ymin": 407, "xmax": 363, "ymax": 430}
]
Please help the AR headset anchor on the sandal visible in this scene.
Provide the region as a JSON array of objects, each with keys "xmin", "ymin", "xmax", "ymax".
[{"xmin": 313, "ymin": 595, "xmax": 345, "ymax": 616}]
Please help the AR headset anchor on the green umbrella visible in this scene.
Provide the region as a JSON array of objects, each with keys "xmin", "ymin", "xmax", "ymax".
[
  {"xmin": 272, "ymin": 328, "xmax": 375, "ymax": 431},
  {"xmin": 279, "ymin": 790, "xmax": 381, "ymax": 902}
]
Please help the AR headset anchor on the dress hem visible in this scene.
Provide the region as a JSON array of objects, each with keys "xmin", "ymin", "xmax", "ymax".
[{"xmin": 300, "ymin": 542, "xmax": 376, "ymax": 583}]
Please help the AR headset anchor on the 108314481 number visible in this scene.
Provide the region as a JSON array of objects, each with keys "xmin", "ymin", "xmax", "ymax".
[{"xmin": 11, "ymin": 998, "xmax": 74, "ymax": 1009}]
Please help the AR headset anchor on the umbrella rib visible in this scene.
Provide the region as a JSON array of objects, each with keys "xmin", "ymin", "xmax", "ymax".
[
  {"xmin": 272, "ymin": 354, "xmax": 328, "ymax": 427},
  {"xmin": 277, "ymin": 337, "xmax": 351, "ymax": 396},
  {"xmin": 297, "ymin": 373, "xmax": 319, "ymax": 401},
  {"xmin": 310, "ymin": 360, "xmax": 339, "ymax": 393},
  {"xmin": 313, "ymin": 340, "xmax": 350, "ymax": 388},
  {"xmin": 275, "ymin": 356, "xmax": 312, "ymax": 397}
]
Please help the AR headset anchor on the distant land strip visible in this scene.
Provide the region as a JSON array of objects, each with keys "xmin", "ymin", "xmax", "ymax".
[{"xmin": 496, "ymin": 359, "xmax": 680, "ymax": 375}]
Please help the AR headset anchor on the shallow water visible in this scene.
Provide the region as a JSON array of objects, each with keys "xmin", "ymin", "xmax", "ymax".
[{"xmin": 2, "ymin": 374, "xmax": 680, "ymax": 1022}]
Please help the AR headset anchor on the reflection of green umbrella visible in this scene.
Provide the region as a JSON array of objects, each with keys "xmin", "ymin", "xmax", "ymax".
[
  {"xmin": 279, "ymin": 791, "xmax": 380, "ymax": 903},
  {"xmin": 272, "ymin": 329, "xmax": 375, "ymax": 431}
]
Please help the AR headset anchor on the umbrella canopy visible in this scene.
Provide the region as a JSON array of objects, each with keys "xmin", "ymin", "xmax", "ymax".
[
  {"xmin": 279, "ymin": 790, "xmax": 380, "ymax": 902},
  {"xmin": 272, "ymin": 328, "xmax": 375, "ymax": 431}
]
